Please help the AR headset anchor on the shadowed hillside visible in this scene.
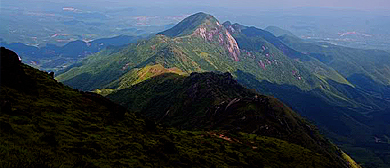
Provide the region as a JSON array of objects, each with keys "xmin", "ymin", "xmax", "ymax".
[
  {"xmin": 107, "ymin": 72, "xmax": 356, "ymax": 167},
  {"xmin": 0, "ymin": 47, "xmax": 357, "ymax": 167}
]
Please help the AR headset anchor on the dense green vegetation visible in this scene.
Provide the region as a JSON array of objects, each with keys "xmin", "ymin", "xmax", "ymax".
[
  {"xmin": 57, "ymin": 13, "xmax": 319, "ymax": 92},
  {"xmin": 55, "ymin": 12, "xmax": 390, "ymax": 167},
  {"xmin": 56, "ymin": 35, "xmax": 174, "ymax": 90},
  {"xmin": 0, "ymin": 47, "xmax": 354, "ymax": 167},
  {"xmin": 275, "ymin": 34, "xmax": 390, "ymax": 168},
  {"xmin": 107, "ymin": 72, "xmax": 351, "ymax": 166},
  {"xmin": 226, "ymin": 24, "xmax": 390, "ymax": 168},
  {"xmin": 279, "ymin": 34, "xmax": 390, "ymax": 87}
]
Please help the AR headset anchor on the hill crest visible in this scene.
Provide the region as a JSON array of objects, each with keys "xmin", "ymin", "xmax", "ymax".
[
  {"xmin": 159, "ymin": 12, "xmax": 218, "ymax": 38},
  {"xmin": 160, "ymin": 12, "xmax": 241, "ymax": 61}
]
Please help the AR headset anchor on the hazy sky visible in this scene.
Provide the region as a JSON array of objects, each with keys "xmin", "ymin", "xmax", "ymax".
[
  {"xmin": 9, "ymin": 0, "xmax": 390, "ymax": 10},
  {"xmin": 126, "ymin": 0, "xmax": 390, "ymax": 10}
]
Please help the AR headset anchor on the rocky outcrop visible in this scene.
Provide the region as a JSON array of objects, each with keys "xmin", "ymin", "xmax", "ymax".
[
  {"xmin": 0, "ymin": 47, "xmax": 35, "ymax": 93},
  {"xmin": 192, "ymin": 21, "xmax": 241, "ymax": 61},
  {"xmin": 224, "ymin": 30, "xmax": 240, "ymax": 61}
]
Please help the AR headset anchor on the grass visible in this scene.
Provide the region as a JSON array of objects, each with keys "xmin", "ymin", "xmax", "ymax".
[{"xmin": 1, "ymin": 48, "xmax": 348, "ymax": 167}]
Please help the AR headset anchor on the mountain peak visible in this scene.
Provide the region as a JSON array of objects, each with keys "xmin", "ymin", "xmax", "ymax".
[
  {"xmin": 192, "ymin": 12, "xmax": 210, "ymax": 18},
  {"xmin": 222, "ymin": 21, "xmax": 232, "ymax": 27},
  {"xmin": 159, "ymin": 12, "xmax": 241, "ymax": 61},
  {"xmin": 159, "ymin": 12, "xmax": 219, "ymax": 38}
]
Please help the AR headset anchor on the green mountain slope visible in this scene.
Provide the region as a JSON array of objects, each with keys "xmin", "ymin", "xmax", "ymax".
[
  {"xmin": 57, "ymin": 13, "xmax": 321, "ymax": 93},
  {"xmin": 106, "ymin": 72, "xmax": 352, "ymax": 167},
  {"xmin": 233, "ymin": 26, "xmax": 390, "ymax": 167},
  {"xmin": 107, "ymin": 73, "xmax": 346, "ymax": 163},
  {"xmin": 0, "ymin": 47, "xmax": 355, "ymax": 167},
  {"xmin": 225, "ymin": 23, "xmax": 352, "ymax": 87},
  {"xmin": 55, "ymin": 13, "xmax": 390, "ymax": 167},
  {"xmin": 279, "ymin": 34, "xmax": 390, "ymax": 94},
  {"xmin": 227, "ymin": 24, "xmax": 390, "ymax": 112}
]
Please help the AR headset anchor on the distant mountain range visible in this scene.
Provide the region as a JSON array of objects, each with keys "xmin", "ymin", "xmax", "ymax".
[
  {"xmin": 18, "ymin": 12, "xmax": 390, "ymax": 167},
  {"xmin": 0, "ymin": 35, "xmax": 141, "ymax": 72}
]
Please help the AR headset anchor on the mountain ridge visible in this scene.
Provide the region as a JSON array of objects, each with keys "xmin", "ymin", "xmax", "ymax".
[
  {"xmin": 0, "ymin": 47, "xmax": 355, "ymax": 167},
  {"xmin": 55, "ymin": 13, "xmax": 390, "ymax": 167},
  {"xmin": 106, "ymin": 71, "xmax": 352, "ymax": 167}
]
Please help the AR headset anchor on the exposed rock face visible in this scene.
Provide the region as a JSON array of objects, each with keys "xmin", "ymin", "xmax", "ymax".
[
  {"xmin": 193, "ymin": 27, "xmax": 207, "ymax": 40},
  {"xmin": 0, "ymin": 47, "xmax": 33, "ymax": 93},
  {"xmin": 224, "ymin": 30, "xmax": 241, "ymax": 61},
  {"xmin": 0, "ymin": 47, "xmax": 21, "ymax": 69},
  {"xmin": 192, "ymin": 22, "xmax": 240, "ymax": 61}
]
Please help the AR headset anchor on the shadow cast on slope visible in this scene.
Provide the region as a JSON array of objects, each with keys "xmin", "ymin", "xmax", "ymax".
[{"xmin": 235, "ymin": 69, "xmax": 390, "ymax": 168}]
